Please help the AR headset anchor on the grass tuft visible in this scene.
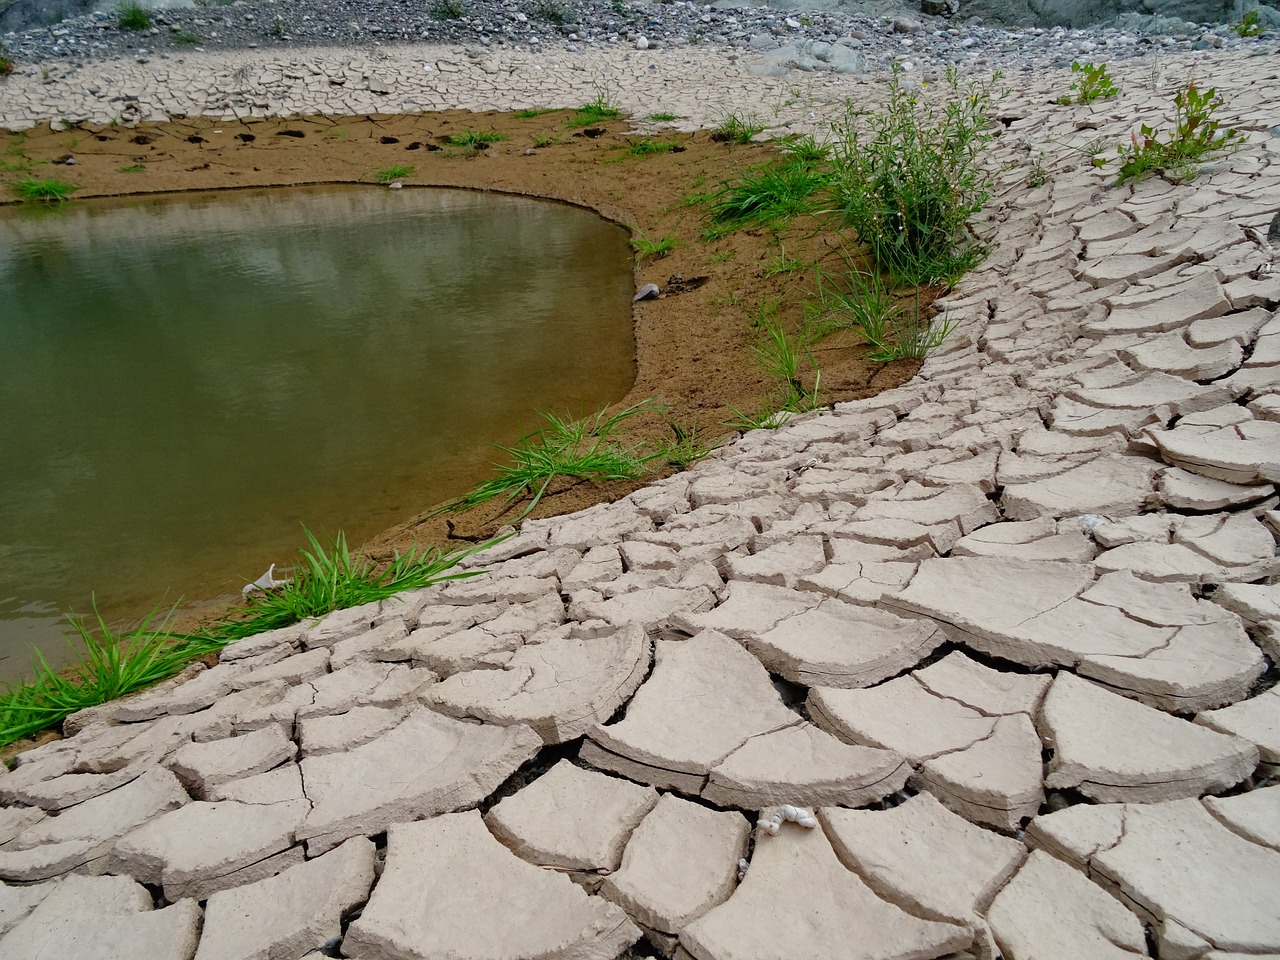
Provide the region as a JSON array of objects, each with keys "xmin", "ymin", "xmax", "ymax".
[
  {"xmin": 443, "ymin": 130, "xmax": 508, "ymax": 148},
  {"xmin": 567, "ymin": 88, "xmax": 623, "ymax": 128},
  {"xmin": 711, "ymin": 111, "xmax": 766, "ymax": 144},
  {"xmin": 215, "ymin": 528, "xmax": 491, "ymax": 640},
  {"xmin": 626, "ymin": 138, "xmax": 680, "ymax": 158},
  {"xmin": 0, "ymin": 604, "xmax": 223, "ymax": 747},
  {"xmin": 116, "ymin": 1, "xmax": 152, "ymax": 30},
  {"xmin": 376, "ymin": 164, "xmax": 414, "ymax": 182},
  {"xmin": 630, "ymin": 229, "xmax": 677, "ymax": 260},
  {"xmin": 433, "ymin": 401, "xmax": 666, "ymax": 520},
  {"xmin": 706, "ymin": 159, "xmax": 829, "ymax": 236},
  {"xmin": 13, "ymin": 176, "xmax": 77, "ymax": 202},
  {"xmin": 515, "ymin": 107, "xmax": 555, "ymax": 119}
]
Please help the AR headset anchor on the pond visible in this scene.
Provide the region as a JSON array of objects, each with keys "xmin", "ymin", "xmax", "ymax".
[{"xmin": 0, "ymin": 185, "xmax": 636, "ymax": 682}]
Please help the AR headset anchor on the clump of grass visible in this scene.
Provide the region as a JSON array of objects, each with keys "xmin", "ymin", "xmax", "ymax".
[
  {"xmin": 173, "ymin": 29, "xmax": 202, "ymax": 45},
  {"xmin": 729, "ymin": 305, "xmax": 821, "ymax": 430},
  {"xmin": 706, "ymin": 159, "xmax": 829, "ymax": 236},
  {"xmin": 375, "ymin": 164, "xmax": 414, "ymax": 182},
  {"xmin": 443, "ymin": 130, "xmax": 508, "ymax": 148},
  {"xmin": 760, "ymin": 245, "xmax": 806, "ymax": 278},
  {"xmin": 216, "ymin": 528, "xmax": 491, "ymax": 640},
  {"xmin": 431, "ymin": 0, "xmax": 465, "ymax": 18},
  {"xmin": 626, "ymin": 138, "xmax": 679, "ymax": 157},
  {"xmin": 0, "ymin": 604, "xmax": 224, "ymax": 747},
  {"xmin": 711, "ymin": 110, "xmax": 766, "ymax": 144},
  {"xmin": 120, "ymin": 163, "xmax": 145, "ymax": 173},
  {"xmin": 0, "ymin": 50, "xmax": 14, "ymax": 77},
  {"xmin": 116, "ymin": 1, "xmax": 152, "ymax": 31},
  {"xmin": 1056, "ymin": 61, "xmax": 1119, "ymax": 105},
  {"xmin": 630, "ymin": 229, "xmax": 677, "ymax": 260},
  {"xmin": 808, "ymin": 259, "xmax": 954, "ymax": 362},
  {"xmin": 662, "ymin": 421, "xmax": 718, "ymax": 468},
  {"xmin": 645, "ymin": 111, "xmax": 682, "ymax": 122},
  {"xmin": 567, "ymin": 87, "xmax": 622, "ymax": 128},
  {"xmin": 829, "ymin": 65, "xmax": 999, "ymax": 286},
  {"xmin": 515, "ymin": 107, "xmax": 555, "ymax": 119},
  {"xmin": 533, "ymin": 0, "xmax": 570, "ymax": 24},
  {"xmin": 778, "ymin": 133, "xmax": 831, "ymax": 165},
  {"xmin": 531, "ymin": 133, "xmax": 559, "ymax": 148},
  {"xmin": 13, "ymin": 175, "xmax": 77, "ymax": 202},
  {"xmin": 434, "ymin": 401, "xmax": 667, "ymax": 519},
  {"xmin": 1116, "ymin": 79, "xmax": 1244, "ymax": 185}
]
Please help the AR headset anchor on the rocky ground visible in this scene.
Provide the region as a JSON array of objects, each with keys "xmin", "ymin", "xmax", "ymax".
[
  {"xmin": 1, "ymin": 0, "xmax": 1275, "ymax": 78},
  {"xmin": 1, "ymin": 24, "xmax": 1279, "ymax": 960}
]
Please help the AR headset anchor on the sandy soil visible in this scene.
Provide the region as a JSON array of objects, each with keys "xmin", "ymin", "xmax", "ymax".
[{"xmin": 0, "ymin": 108, "xmax": 918, "ymax": 633}]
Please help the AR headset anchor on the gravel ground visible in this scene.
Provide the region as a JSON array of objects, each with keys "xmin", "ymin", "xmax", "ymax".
[{"xmin": 2, "ymin": 0, "xmax": 1276, "ymax": 75}]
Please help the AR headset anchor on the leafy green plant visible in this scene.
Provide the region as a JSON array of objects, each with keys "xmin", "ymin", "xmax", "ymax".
[
  {"xmin": 120, "ymin": 163, "xmax": 145, "ymax": 173},
  {"xmin": 712, "ymin": 111, "xmax": 766, "ymax": 144},
  {"xmin": 173, "ymin": 29, "xmax": 202, "ymax": 45},
  {"xmin": 645, "ymin": 112, "xmax": 683, "ymax": 122},
  {"xmin": 515, "ymin": 107, "xmax": 555, "ymax": 119},
  {"xmin": 1057, "ymin": 61, "xmax": 1119, "ymax": 105},
  {"xmin": 1116, "ymin": 80, "xmax": 1245, "ymax": 184},
  {"xmin": 431, "ymin": 0, "xmax": 465, "ymax": 19},
  {"xmin": 630, "ymin": 230, "xmax": 677, "ymax": 260},
  {"xmin": 1233, "ymin": 9, "xmax": 1263, "ymax": 36},
  {"xmin": 533, "ymin": 0, "xmax": 570, "ymax": 23},
  {"xmin": 116, "ymin": 1, "xmax": 152, "ymax": 31},
  {"xmin": 268, "ymin": 15, "xmax": 287, "ymax": 38},
  {"xmin": 829, "ymin": 65, "xmax": 999, "ymax": 286},
  {"xmin": 0, "ymin": 51, "xmax": 14, "ymax": 77},
  {"xmin": 215, "ymin": 527, "xmax": 492, "ymax": 640},
  {"xmin": 434, "ymin": 401, "xmax": 666, "ymax": 519},
  {"xmin": 376, "ymin": 164, "xmax": 414, "ymax": 182},
  {"xmin": 567, "ymin": 88, "xmax": 622, "ymax": 128},
  {"xmin": 12, "ymin": 176, "xmax": 77, "ymax": 202},
  {"xmin": 706, "ymin": 159, "xmax": 829, "ymax": 235},
  {"xmin": 443, "ymin": 130, "xmax": 508, "ymax": 148},
  {"xmin": 626, "ymin": 138, "xmax": 679, "ymax": 157},
  {"xmin": 0, "ymin": 604, "xmax": 223, "ymax": 747}
]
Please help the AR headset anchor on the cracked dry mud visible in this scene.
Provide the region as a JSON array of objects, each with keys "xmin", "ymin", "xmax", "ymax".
[{"xmin": 2, "ymin": 38, "xmax": 1280, "ymax": 960}]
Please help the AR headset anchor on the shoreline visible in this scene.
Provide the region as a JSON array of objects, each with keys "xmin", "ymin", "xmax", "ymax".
[{"xmin": 0, "ymin": 65, "xmax": 918, "ymax": 677}]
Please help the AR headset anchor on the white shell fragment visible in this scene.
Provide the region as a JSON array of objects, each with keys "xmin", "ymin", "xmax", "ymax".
[
  {"xmin": 243, "ymin": 563, "xmax": 290, "ymax": 596},
  {"xmin": 757, "ymin": 804, "xmax": 819, "ymax": 835}
]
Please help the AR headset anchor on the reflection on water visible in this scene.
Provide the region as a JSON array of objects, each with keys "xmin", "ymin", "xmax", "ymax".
[{"xmin": 0, "ymin": 185, "xmax": 635, "ymax": 682}]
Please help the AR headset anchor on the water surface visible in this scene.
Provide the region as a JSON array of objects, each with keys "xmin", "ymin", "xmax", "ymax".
[{"xmin": 0, "ymin": 185, "xmax": 635, "ymax": 681}]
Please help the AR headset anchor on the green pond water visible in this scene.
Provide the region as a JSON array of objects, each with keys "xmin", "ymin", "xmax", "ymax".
[{"xmin": 0, "ymin": 185, "xmax": 636, "ymax": 683}]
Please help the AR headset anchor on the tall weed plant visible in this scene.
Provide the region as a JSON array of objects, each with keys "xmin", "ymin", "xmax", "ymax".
[{"xmin": 829, "ymin": 66, "xmax": 1000, "ymax": 286}]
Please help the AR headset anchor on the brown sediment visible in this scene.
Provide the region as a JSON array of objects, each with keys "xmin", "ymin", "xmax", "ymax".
[{"xmin": 0, "ymin": 109, "xmax": 919, "ymax": 635}]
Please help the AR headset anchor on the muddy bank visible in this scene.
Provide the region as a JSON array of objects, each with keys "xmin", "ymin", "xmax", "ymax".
[{"xmin": 0, "ymin": 106, "xmax": 916, "ymax": 640}]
